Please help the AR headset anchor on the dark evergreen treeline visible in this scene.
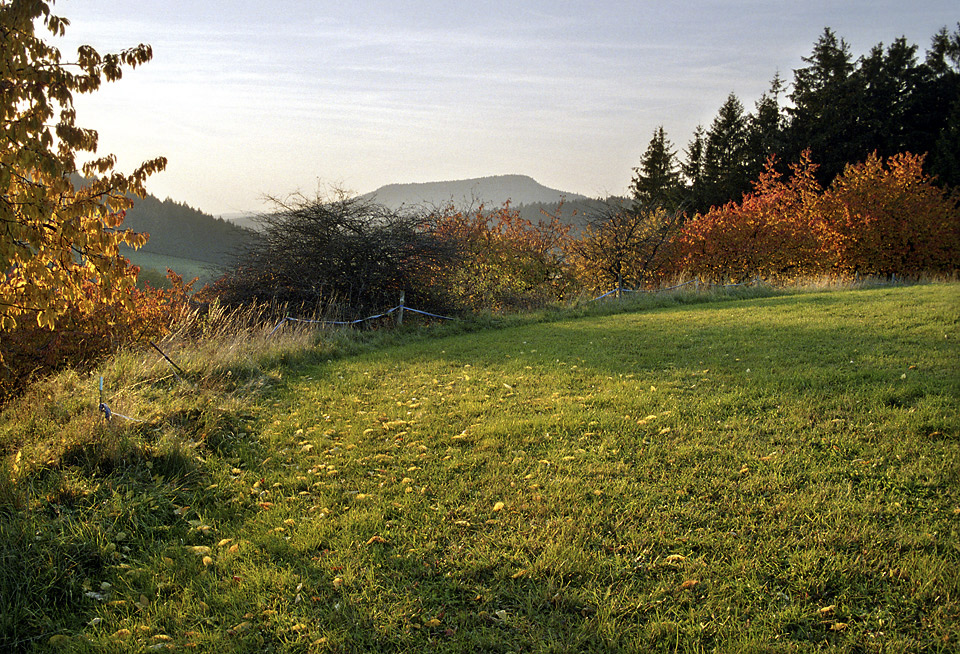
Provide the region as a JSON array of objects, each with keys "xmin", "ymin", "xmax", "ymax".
[
  {"xmin": 632, "ymin": 25, "xmax": 960, "ymax": 215},
  {"xmin": 120, "ymin": 194, "xmax": 253, "ymax": 266}
]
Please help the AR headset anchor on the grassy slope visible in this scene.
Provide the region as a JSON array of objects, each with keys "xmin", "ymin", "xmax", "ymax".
[
  {"xmin": 1, "ymin": 284, "xmax": 958, "ymax": 652},
  {"xmin": 124, "ymin": 249, "xmax": 222, "ymax": 287}
]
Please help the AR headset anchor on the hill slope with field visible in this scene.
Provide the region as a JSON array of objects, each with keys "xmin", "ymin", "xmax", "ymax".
[{"xmin": 1, "ymin": 283, "xmax": 958, "ymax": 652}]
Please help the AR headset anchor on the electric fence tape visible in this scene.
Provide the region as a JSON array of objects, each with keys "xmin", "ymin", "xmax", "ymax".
[
  {"xmin": 270, "ymin": 304, "xmax": 455, "ymax": 335},
  {"xmin": 98, "ymin": 376, "xmax": 144, "ymax": 423}
]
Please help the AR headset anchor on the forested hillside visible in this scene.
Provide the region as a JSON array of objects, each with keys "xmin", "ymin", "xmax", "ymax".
[{"xmin": 120, "ymin": 194, "xmax": 252, "ymax": 266}]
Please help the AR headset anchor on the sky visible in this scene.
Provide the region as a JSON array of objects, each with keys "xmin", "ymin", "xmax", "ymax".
[{"xmin": 52, "ymin": 1, "xmax": 959, "ymax": 217}]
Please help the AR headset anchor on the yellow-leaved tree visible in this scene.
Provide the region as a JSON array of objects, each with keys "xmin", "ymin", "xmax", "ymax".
[{"xmin": 1, "ymin": 0, "xmax": 166, "ymax": 331}]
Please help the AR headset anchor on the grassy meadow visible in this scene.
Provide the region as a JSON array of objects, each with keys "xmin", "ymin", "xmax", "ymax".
[
  {"xmin": 1, "ymin": 283, "xmax": 958, "ymax": 652},
  {"xmin": 123, "ymin": 249, "xmax": 223, "ymax": 288}
]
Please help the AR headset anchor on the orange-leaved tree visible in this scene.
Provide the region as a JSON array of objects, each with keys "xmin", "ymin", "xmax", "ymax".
[
  {"xmin": 570, "ymin": 202, "xmax": 684, "ymax": 293},
  {"xmin": 672, "ymin": 152, "xmax": 828, "ymax": 281},
  {"xmin": 820, "ymin": 152, "xmax": 960, "ymax": 276},
  {"xmin": 1, "ymin": 0, "xmax": 167, "ymax": 332},
  {"xmin": 672, "ymin": 150, "xmax": 960, "ymax": 280},
  {"xmin": 426, "ymin": 202, "xmax": 573, "ymax": 312}
]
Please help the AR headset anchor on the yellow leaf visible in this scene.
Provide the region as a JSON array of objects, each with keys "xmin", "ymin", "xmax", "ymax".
[
  {"xmin": 664, "ymin": 554, "xmax": 686, "ymax": 563},
  {"xmin": 493, "ymin": 501, "xmax": 505, "ymax": 512},
  {"xmin": 217, "ymin": 538, "xmax": 233, "ymax": 547},
  {"xmin": 202, "ymin": 556, "xmax": 214, "ymax": 566},
  {"xmin": 424, "ymin": 618, "xmax": 441, "ymax": 627}
]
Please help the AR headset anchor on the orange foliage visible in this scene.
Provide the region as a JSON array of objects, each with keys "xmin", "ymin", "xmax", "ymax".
[
  {"xmin": 427, "ymin": 202, "xmax": 573, "ymax": 312},
  {"xmin": 673, "ymin": 151, "xmax": 960, "ymax": 280},
  {"xmin": 820, "ymin": 153, "xmax": 960, "ymax": 276},
  {"xmin": 0, "ymin": 268, "xmax": 195, "ymax": 401}
]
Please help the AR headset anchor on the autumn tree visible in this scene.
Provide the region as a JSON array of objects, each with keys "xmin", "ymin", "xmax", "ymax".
[
  {"xmin": 672, "ymin": 153, "xmax": 827, "ymax": 282},
  {"xmin": 1, "ymin": 0, "xmax": 166, "ymax": 331},
  {"xmin": 672, "ymin": 150, "xmax": 960, "ymax": 280},
  {"xmin": 571, "ymin": 200, "xmax": 682, "ymax": 293},
  {"xmin": 426, "ymin": 202, "xmax": 573, "ymax": 312},
  {"xmin": 821, "ymin": 152, "xmax": 960, "ymax": 276}
]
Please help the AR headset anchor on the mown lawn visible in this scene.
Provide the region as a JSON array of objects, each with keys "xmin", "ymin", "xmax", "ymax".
[{"xmin": 1, "ymin": 284, "xmax": 958, "ymax": 652}]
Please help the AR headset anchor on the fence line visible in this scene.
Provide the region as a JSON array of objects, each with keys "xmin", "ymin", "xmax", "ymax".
[
  {"xmin": 98, "ymin": 376, "xmax": 144, "ymax": 423},
  {"xmin": 269, "ymin": 302, "xmax": 455, "ymax": 336}
]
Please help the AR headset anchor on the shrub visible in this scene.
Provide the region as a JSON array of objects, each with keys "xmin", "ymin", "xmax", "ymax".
[{"xmin": 213, "ymin": 193, "xmax": 458, "ymax": 318}]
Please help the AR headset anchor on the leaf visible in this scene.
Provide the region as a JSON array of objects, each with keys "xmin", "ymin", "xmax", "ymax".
[
  {"xmin": 424, "ymin": 618, "xmax": 441, "ymax": 627},
  {"xmin": 493, "ymin": 501, "xmax": 505, "ymax": 512},
  {"xmin": 366, "ymin": 535, "xmax": 388, "ymax": 545},
  {"xmin": 679, "ymin": 579, "xmax": 699, "ymax": 590},
  {"xmin": 664, "ymin": 554, "xmax": 686, "ymax": 563}
]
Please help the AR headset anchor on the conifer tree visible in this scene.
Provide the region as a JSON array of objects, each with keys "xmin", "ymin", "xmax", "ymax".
[
  {"xmin": 630, "ymin": 126, "xmax": 682, "ymax": 212},
  {"xmin": 702, "ymin": 93, "xmax": 749, "ymax": 209},
  {"xmin": 681, "ymin": 125, "xmax": 707, "ymax": 213}
]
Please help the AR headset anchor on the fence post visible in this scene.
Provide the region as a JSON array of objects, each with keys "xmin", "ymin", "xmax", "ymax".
[
  {"xmin": 616, "ymin": 272, "xmax": 622, "ymax": 299},
  {"xmin": 397, "ymin": 291, "xmax": 405, "ymax": 326}
]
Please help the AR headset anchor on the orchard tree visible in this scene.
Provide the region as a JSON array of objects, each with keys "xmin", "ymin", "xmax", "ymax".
[
  {"xmin": 630, "ymin": 125, "xmax": 682, "ymax": 212},
  {"xmin": 1, "ymin": 0, "xmax": 166, "ymax": 331},
  {"xmin": 571, "ymin": 200, "xmax": 682, "ymax": 293}
]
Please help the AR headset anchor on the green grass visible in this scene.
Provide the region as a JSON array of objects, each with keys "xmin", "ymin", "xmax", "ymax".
[
  {"xmin": 123, "ymin": 248, "xmax": 222, "ymax": 287},
  {"xmin": 1, "ymin": 283, "xmax": 958, "ymax": 652}
]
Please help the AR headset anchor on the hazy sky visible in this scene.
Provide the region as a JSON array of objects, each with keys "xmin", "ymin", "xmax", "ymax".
[{"xmin": 54, "ymin": 1, "xmax": 958, "ymax": 216}]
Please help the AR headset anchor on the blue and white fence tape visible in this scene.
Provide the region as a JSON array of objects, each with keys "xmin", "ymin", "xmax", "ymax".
[
  {"xmin": 98, "ymin": 376, "xmax": 144, "ymax": 423},
  {"xmin": 270, "ymin": 304, "xmax": 455, "ymax": 335}
]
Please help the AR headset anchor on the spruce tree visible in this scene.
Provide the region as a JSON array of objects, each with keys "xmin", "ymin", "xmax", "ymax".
[
  {"xmin": 702, "ymin": 93, "xmax": 749, "ymax": 209},
  {"xmin": 681, "ymin": 125, "xmax": 707, "ymax": 214},
  {"xmin": 630, "ymin": 126, "xmax": 682, "ymax": 212}
]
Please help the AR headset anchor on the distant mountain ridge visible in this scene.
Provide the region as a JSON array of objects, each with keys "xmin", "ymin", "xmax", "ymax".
[{"xmin": 362, "ymin": 174, "xmax": 586, "ymax": 210}]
